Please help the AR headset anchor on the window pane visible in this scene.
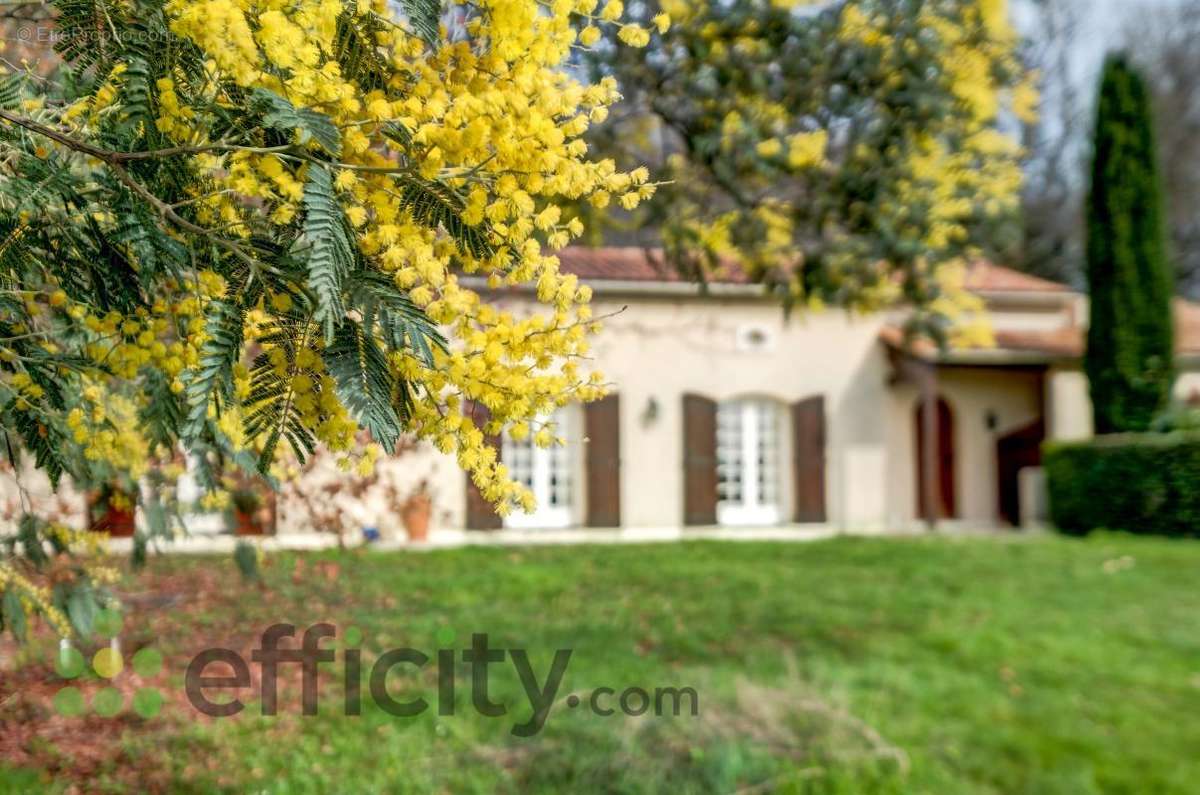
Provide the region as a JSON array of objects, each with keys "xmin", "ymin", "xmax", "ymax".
[
  {"xmin": 503, "ymin": 408, "xmax": 574, "ymax": 526},
  {"xmin": 548, "ymin": 436, "xmax": 571, "ymax": 507},
  {"xmin": 717, "ymin": 399, "xmax": 781, "ymax": 513},
  {"xmin": 503, "ymin": 435, "xmax": 535, "ymax": 490},
  {"xmin": 755, "ymin": 400, "xmax": 779, "ymax": 507},
  {"xmin": 717, "ymin": 401, "xmax": 743, "ymax": 505}
]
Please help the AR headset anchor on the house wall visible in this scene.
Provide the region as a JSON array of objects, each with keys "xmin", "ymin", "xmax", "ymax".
[
  {"xmin": 0, "ymin": 463, "xmax": 88, "ymax": 532},
  {"xmin": 274, "ymin": 441, "xmax": 466, "ymax": 541},
  {"xmin": 1046, "ymin": 364, "xmax": 1200, "ymax": 442},
  {"xmin": 408, "ymin": 293, "xmax": 928, "ymax": 534},
  {"xmin": 1047, "ymin": 366, "xmax": 1094, "ymax": 440},
  {"xmin": 987, "ymin": 306, "xmax": 1077, "ymax": 332},
  {"xmin": 0, "ymin": 293, "xmax": 899, "ymax": 537},
  {"xmin": 1175, "ymin": 371, "xmax": 1200, "ymax": 404},
  {"xmin": 303, "ymin": 293, "xmax": 895, "ymax": 535},
  {"xmin": 471, "ymin": 292, "xmax": 895, "ymax": 531}
]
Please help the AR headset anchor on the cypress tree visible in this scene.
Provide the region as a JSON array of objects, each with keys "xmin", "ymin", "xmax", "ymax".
[{"xmin": 1084, "ymin": 54, "xmax": 1176, "ymax": 434}]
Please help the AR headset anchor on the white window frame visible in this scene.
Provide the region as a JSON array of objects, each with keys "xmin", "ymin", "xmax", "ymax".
[
  {"xmin": 717, "ymin": 399, "xmax": 783, "ymax": 526},
  {"xmin": 502, "ymin": 410, "xmax": 575, "ymax": 529}
]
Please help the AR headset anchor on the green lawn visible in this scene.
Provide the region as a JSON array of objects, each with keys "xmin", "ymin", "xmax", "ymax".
[{"xmin": 5, "ymin": 533, "xmax": 1200, "ymax": 793}]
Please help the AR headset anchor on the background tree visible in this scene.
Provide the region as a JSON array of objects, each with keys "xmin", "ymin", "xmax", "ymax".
[
  {"xmin": 577, "ymin": 0, "xmax": 1031, "ymax": 343},
  {"xmin": 1015, "ymin": 0, "xmax": 1088, "ymax": 286},
  {"xmin": 1084, "ymin": 55, "xmax": 1175, "ymax": 434},
  {"xmin": 1123, "ymin": 1, "xmax": 1200, "ymax": 296},
  {"xmin": 1014, "ymin": 0, "xmax": 1200, "ymax": 296}
]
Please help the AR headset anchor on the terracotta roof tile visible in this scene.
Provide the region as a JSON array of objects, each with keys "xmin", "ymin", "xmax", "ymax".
[
  {"xmin": 555, "ymin": 247, "xmax": 750, "ymax": 283},
  {"xmin": 884, "ymin": 300, "xmax": 1200, "ymax": 361},
  {"xmin": 992, "ymin": 327, "xmax": 1084, "ymax": 356},
  {"xmin": 963, "ymin": 261, "xmax": 1071, "ymax": 293},
  {"xmin": 992, "ymin": 300, "xmax": 1200, "ymax": 357},
  {"xmin": 556, "ymin": 247, "xmax": 1072, "ymax": 294}
]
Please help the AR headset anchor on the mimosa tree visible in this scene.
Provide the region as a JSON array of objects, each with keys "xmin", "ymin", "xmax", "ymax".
[{"xmin": 0, "ymin": 0, "xmax": 658, "ymax": 638}]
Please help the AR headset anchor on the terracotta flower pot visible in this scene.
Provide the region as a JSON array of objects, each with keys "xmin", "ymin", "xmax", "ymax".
[
  {"xmin": 401, "ymin": 494, "xmax": 432, "ymax": 543},
  {"xmin": 234, "ymin": 509, "xmax": 267, "ymax": 536},
  {"xmin": 91, "ymin": 503, "xmax": 136, "ymax": 537}
]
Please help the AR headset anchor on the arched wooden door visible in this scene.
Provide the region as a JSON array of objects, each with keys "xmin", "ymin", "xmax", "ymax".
[{"xmin": 914, "ymin": 396, "xmax": 956, "ymax": 520}]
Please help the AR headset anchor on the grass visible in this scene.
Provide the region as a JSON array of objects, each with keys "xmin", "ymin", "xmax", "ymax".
[{"xmin": 4, "ymin": 532, "xmax": 1200, "ymax": 793}]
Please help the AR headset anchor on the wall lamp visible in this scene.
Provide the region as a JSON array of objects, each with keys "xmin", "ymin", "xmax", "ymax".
[{"xmin": 641, "ymin": 396, "xmax": 660, "ymax": 426}]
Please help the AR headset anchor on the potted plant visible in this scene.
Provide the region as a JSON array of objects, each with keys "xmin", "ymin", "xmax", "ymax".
[
  {"xmin": 400, "ymin": 480, "xmax": 433, "ymax": 543},
  {"xmin": 278, "ymin": 436, "xmax": 425, "ymax": 543},
  {"xmin": 230, "ymin": 489, "xmax": 269, "ymax": 536},
  {"xmin": 89, "ymin": 483, "xmax": 136, "ymax": 537}
]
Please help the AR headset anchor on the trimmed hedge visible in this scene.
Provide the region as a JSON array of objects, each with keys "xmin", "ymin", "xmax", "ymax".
[{"xmin": 1045, "ymin": 433, "xmax": 1200, "ymax": 537}]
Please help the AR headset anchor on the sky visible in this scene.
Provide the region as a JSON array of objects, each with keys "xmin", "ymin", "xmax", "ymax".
[
  {"xmin": 1013, "ymin": 0, "xmax": 1183, "ymax": 88},
  {"xmin": 1008, "ymin": 0, "xmax": 1186, "ymax": 168}
]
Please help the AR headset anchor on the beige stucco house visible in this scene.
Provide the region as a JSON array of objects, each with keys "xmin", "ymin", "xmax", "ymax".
[
  {"xmin": 7, "ymin": 246, "xmax": 1200, "ymax": 541},
  {"xmin": 334, "ymin": 246, "xmax": 1200, "ymax": 539}
]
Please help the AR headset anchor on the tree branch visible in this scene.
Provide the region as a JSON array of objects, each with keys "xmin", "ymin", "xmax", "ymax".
[{"xmin": 0, "ymin": 108, "xmax": 265, "ymax": 270}]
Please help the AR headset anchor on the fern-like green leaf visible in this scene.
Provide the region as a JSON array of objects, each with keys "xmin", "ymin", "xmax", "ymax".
[
  {"xmin": 234, "ymin": 539, "xmax": 260, "ymax": 580},
  {"xmin": 112, "ymin": 197, "xmax": 189, "ymax": 285},
  {"xmin": 119, "ymin": 56, "xmax": 156, "ymax": 134},
  {"xmin": 301, "ymin": 164, "xmax": 355, "ymax": 341},
  {"xmin": 326, "ymin": 319, "xmax": 401, "ymax": 451},
  {"xmin": 9, "ymin": 405, "xmax": 67, "ymax": 489},
  {"xmin": 2, "ymin": 589, "xmax": 27, "ymax": 641},
  {"xmin": 381, "ymin": 121, "xmax": 413, "ymax": 148},
  {"xmin": 0, "ymin": 74, "xmax": 24, "ymax": 111},
  {"xmin": 333, "ymin": 9, "xmax": 393, "ymax": 94},
  {"xmin": 244, "ymin": 340, "xmax": 316, "ymax": 473},
  {"xmin": 396, "ymin": 176, "xmax": 495, "ymax": 260},
  {"xmin": 397, "ymin": 0, "xmax": 442, "ymax": 47},
  {"xmin": 254, "ymin": 89, "xmax": 342, "ymax": 156},
  {"xmin": 140, "ymin": 369, "xmax": 185, "ymax": 451},
  {"xmin": 184, "ymin": 299, "xmax": 244, "ymax": 440},
  {"xmin": 53, "ymin": 0, "xmax": 119, "ymax": 72},
  {"xmin": 347, "ymin": 271, "xmax": 446, "ymax": 368}
]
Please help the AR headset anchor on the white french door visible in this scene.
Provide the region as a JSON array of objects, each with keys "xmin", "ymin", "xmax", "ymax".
[
  {"xmin": 716, "ymin": 399, "xmax": 782, "ymax": 526},
  {"xmin": 502, "ymin": 410, "xmax": 574, "ymax": 529}
]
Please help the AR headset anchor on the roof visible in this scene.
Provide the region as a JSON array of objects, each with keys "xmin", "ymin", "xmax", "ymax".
[
  {"xmin": 553, "ymin": 247, "xmax": 1200, "ymax": 362},
  {"xmin": 556, "ymin": 247, "xmax": 1069, "ymax": 294},
  {"xmin": 556, "ymin": 246, "xmax": 751, "ymax": 284},
  {"xmin": 992, "ymin": 327, "xmax": 1086, "ymax": 357},
  {"xmin": 883, "ymin": 299, "xmax": 1200, "ymax": 365},
  {"xmin": 962, "ymin": 261, "xmax": 1071, "ymax": 294},
  {"xmin": 985, "ymin": 298, "xmax": 1200, "ymax": 358}
]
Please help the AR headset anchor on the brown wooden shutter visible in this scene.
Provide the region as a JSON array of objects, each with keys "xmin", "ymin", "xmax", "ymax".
[
  {"xmin": 915, "ymin": 396, "xmax": 956, "ymax": 520},
  {"xmin": 682, "ymin": 393, "xmax": 718, "ymax": 526},
  {"xmin": 792, "ymin": 395, "xmax": 827, "ymax": 523},
  {"xmin": 464, "ymin": 401, "xmax": 503, "ymax": 530},
  {"xmin": 584, "ymin": 394, "xmax": 621, "ymax": 527}
]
